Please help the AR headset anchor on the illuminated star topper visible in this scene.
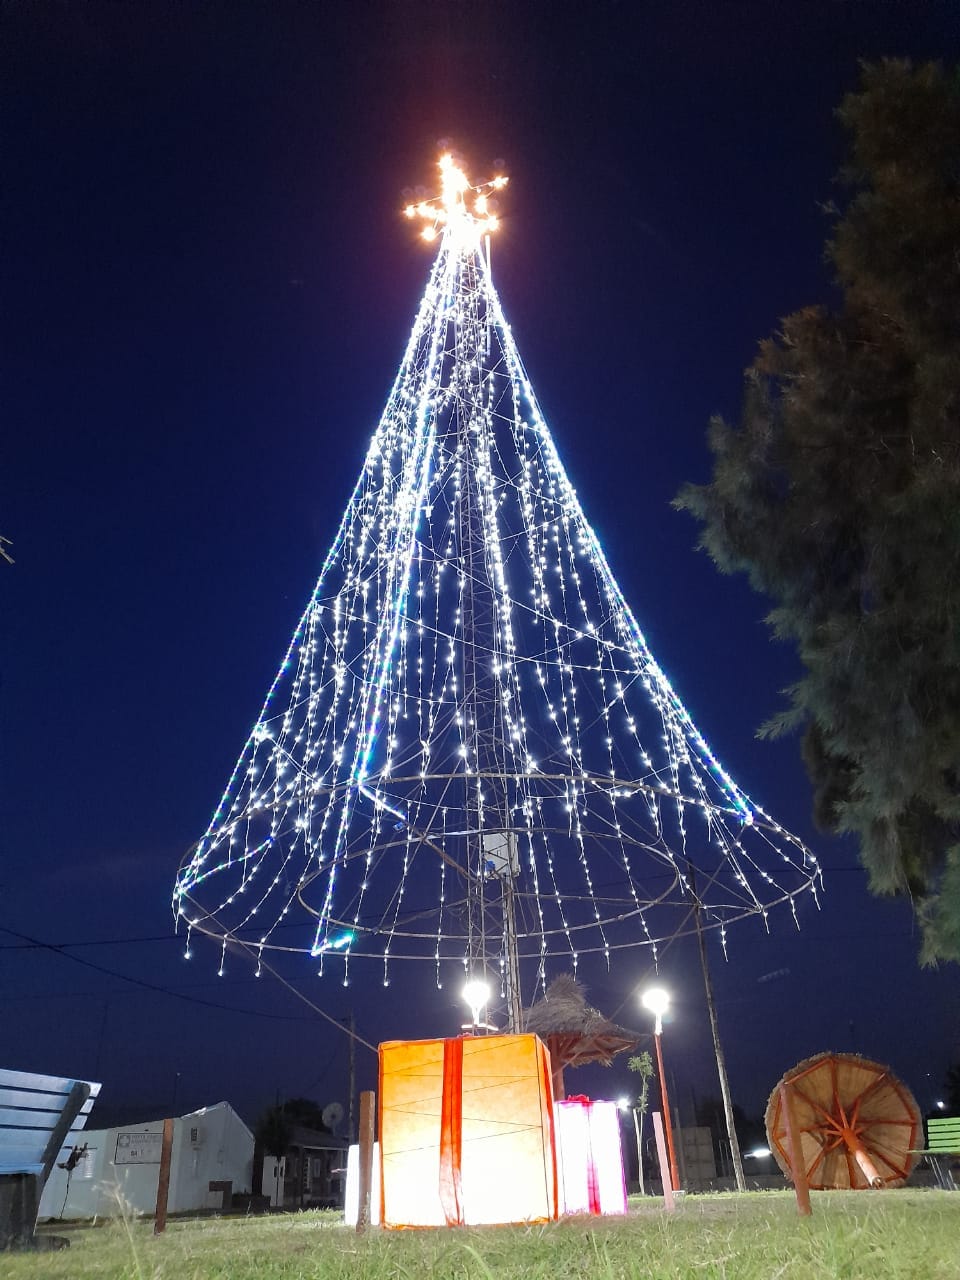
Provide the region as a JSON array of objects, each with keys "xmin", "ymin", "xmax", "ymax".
[{"xmin": 403, "ymin": 152, "xmax": 508, "ymax": 247}]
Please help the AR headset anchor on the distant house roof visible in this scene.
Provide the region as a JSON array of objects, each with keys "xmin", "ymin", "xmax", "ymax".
[
  {"xmin": 287, "ymin": 1124, "xmax": 349, "ymax": 1151},
  {"xmin": 180, "ymin": 1101, "xmax": 254, "ymax": 1139}
]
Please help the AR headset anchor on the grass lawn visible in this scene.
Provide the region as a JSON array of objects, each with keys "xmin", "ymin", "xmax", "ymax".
[{"xmin": 6, "ymin": 1189, "xmax": 958, "ymax": 1279}]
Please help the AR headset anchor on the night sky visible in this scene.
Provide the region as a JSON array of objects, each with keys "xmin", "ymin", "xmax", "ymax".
[{"xmin": 4, "ymin": 2, "xmax": 959, "ymax": 1134}]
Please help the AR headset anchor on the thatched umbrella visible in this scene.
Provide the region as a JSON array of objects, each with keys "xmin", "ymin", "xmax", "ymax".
[
  {"xmin": 765, "ymin": 1052, "xmax": 923, "ymax": 1189},
  {"xmin": 524, "ymin": 975, "xmax": 641, "ymax": 1100}
]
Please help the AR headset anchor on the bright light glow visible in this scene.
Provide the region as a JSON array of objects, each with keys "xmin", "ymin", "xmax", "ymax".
[
  {"xmin": 317, "ymin": 930, "xmax": 354, "ymax": 953},
  {"xmin": 404, "ymin": 153, "xmax": 507, "ymax": 252},
  {"xmin": 936, "ymin": 1100, "xmax": 946, "ymax": 1110},
  {"xmin": 617, "ymin": 1096, "xmax": 630, "ymax": 1111},
  {"xmin": 172, "ymin": 155, "xmax": 822, "ymax": 993},
  {"xmin": 745, "ymin": 1146, "xmax": 772, "ymax": 1158},
  {"xmin": 463, "ymin": 976, "xmax": 491, "ymax": 1024},
  {"xmin": 641, "ymin": 987, "xmax": 670, "ymax": 1018}
]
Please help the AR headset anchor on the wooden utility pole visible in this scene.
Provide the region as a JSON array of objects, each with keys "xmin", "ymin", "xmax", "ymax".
[
  {"xmin": 356, "ymin": 1091, "xmax": 376, "ymax": 1233},
  {"xmin": 154, "ymin": 1118, "xmax": 175, "ymax": 1234},
  {"xmin": 689, "ymin": 863, "xmax": 746, "ymax": 1191}
]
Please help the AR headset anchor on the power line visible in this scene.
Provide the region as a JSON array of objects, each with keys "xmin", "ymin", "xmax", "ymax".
[
  {"xmin": 0, "ymin": 921, "xmax": 378, "ymax": 1055},
  {"xmin": 0, "ymin": 924, "xmax": 326, "ymax": 1024},
  {"xmin": 0, "ymin": 932, "xmax": 178, "ymax": 951}
]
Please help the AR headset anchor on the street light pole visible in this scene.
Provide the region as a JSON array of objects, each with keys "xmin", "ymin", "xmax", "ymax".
[{"xmin": 642, "ymin": 988, "xmax": 681, "ymax": 1193}]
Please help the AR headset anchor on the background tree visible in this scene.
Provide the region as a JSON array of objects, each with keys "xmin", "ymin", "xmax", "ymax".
[
  {"xmin": 253, "ymin": 1096, "xmax": 329, "ymax": 1166},
  {"xmin": 254, "ymin": 1104, "xmax": 293, "ymax": 1162},
  {"xmin": 695, "ymin": 1096, "xmax": 766, "ymax": 1170},
  {"xmin": 676, "ymin": 60, "xmax": 960, "ymax": 963},
  {"xmin": 945, "ymin": 1063, "xmax": 960, "ymax": 1112}
]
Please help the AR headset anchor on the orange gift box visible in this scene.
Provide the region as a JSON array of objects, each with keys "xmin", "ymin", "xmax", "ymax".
[{"xmin": 378, "ymin": 1032, "xmax": 558, "ymax": 1227}]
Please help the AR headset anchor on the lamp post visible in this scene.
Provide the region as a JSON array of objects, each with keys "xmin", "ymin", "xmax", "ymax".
[{"xmin": 642, "ymin": 987, "xmax": 680, "ymax": 1192}]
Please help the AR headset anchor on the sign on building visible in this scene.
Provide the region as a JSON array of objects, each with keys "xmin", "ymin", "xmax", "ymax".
[{"xmin": 115, "ymin": 1131, "xmax": 163, "ymax": 1164}]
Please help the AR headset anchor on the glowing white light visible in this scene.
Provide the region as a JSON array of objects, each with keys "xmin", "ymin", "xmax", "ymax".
[
  {"xmin": 641, "ymin": 987, "xmax": 671, "ymax": 1034},
  {"xmin": 641, "ymin": 987, "xmax": 670, "ymax": 1018},
  {"xmin": 463, "ymin": 977, "xmax": 492, "ymax": 1025}
]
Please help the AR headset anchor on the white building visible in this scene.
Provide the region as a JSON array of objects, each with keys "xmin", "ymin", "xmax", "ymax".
[{"xmin": 39, "ymin": 1102, "xmax": 254, "ymax": 1221}]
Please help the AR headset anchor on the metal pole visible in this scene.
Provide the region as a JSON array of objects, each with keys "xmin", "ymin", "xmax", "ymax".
[
  {"xmin": 689, "ymin": 863, "xmax": 746, "ymax": 1191},
  {"xmin": 653, "ymin": 1030, "xmax": 681, "ymax": 1192},
  {"xmin": 501, "ymin": 860, "xmax": 523, "ymax": 1032},
  {"xmin": 347, "ymin": 1010, "xmax": 356, "ymax": 1142},
  {"xmin": 456, "ymin": 247, "xmax": 522, "ymax": 1027}
]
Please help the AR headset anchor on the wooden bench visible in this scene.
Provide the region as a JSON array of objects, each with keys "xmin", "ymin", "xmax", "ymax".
[
  {"xmin": 0, "ymin": 1068, "xmax": 101, "ymax": 1249},
  {"xmin": 924, "ymin": 1115, "xmax": 960, "ymax": 1191}
]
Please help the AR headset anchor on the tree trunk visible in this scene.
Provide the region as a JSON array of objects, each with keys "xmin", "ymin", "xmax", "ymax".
[{"xmin": 632, "ymin": 1109, "xmax": 645, "ymax": 1195}]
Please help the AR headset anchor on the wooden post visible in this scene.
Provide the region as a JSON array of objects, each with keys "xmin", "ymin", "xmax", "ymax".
[
  {"xmin": 154, "ymin": 1118, "xmax": 175, "ymax": 1235},
  {"xmin": 778, "ymin": 1083, "xmax": 812, "ymax": 1217},
  {"xmin": 356, "ymin": 1090, "xmax": 376, "ymax": 1234},
  {"xmin": 651, "ymin": 1111, "xmax": 675, "ymax": 1212}
]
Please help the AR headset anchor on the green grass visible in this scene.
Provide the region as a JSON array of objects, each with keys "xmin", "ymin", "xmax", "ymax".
[{"xmin": 6, "ymin": 1190, "xmax": 958, "ymax": 1279}]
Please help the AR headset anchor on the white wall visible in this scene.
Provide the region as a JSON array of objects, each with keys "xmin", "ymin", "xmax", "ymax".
[{"xmin": 39, "ymin": 1102, "xmax": 254, "ymax": 1221}]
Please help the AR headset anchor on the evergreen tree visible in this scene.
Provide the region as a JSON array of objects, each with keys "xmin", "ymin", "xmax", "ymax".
[
  {"xmin": 945, "ymin": 1063, "xmax": 960, "ymax": 1112},
  {"xmin": 254, "ymin": 1096, "xmax": 329, "ymax": 1159},
  {"xmin": 676, "ymin": 60, "xmax": 960, "ymax": 963}
]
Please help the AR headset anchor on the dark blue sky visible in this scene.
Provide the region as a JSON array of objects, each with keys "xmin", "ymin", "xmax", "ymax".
[{"xmin": 3, "ymin": 2, "xmax": 958, "ymax": 1130}]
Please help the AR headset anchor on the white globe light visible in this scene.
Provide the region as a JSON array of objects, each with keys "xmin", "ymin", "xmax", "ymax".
[
  {"xmin": 641, "ymin": 987, "xmax": 670, "ymax": 1017},
  {"xmin": 463, "ymin": 977, "xmax": 491, "ymax": 1022}
]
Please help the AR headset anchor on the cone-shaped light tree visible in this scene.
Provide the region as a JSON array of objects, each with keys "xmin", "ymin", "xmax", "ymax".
[{"xmin": 173, "ymin": 154, "xmax": 821, "ymax": 1029}]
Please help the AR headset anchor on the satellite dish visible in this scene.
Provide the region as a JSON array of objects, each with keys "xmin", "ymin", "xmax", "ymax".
[{"xmin": 322, "ymin": 1101, "xmax": 344, "ymax": 1133}]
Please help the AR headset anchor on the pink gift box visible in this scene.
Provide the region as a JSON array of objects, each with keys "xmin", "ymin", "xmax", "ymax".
[{"xmin": 554, "ymin": 1096, "xmax": 627, "ymax": 1216}]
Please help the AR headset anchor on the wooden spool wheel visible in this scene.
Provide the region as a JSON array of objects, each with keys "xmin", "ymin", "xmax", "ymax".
[{"xmin": 765, "ymin": 1052, "xmax": 922, "ymax": 1190}]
